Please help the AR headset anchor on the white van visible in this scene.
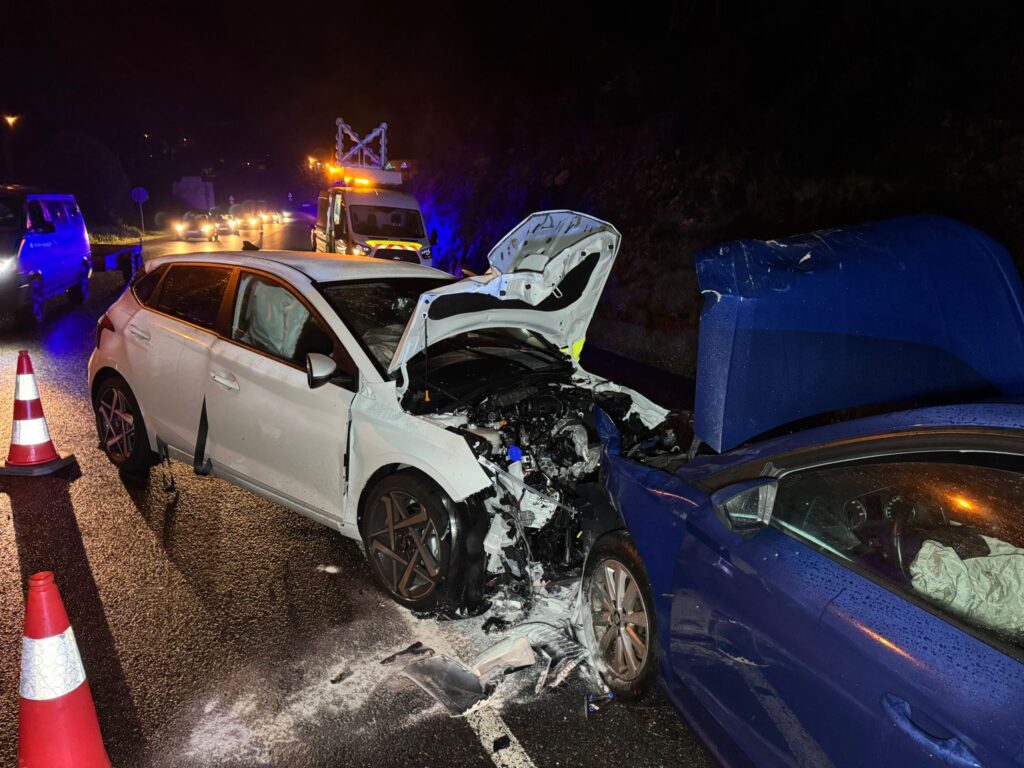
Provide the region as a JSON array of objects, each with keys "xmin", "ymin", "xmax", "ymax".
[
  {"xmin": 0, "ymin": 186, "xmax": 92, "ymax": 323},
  {"xmin": 311, "ymin": 182, "xmax": 435, "ymax": 268}
]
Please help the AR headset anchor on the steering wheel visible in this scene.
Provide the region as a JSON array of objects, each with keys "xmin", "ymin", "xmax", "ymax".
[{"xmin": 888, "ymin": 499, "xmax": 918, "ymax": 575}]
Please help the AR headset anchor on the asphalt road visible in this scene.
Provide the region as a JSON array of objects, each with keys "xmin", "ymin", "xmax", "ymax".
[{"xmin": 0, "ymin": 221, "xmax": 715, "ymax": 767}]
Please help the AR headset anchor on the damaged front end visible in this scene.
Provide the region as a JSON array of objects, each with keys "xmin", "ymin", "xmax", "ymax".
[{"xmin": 421, "ymin": 370, "xmax": 681, "ymax": 610}]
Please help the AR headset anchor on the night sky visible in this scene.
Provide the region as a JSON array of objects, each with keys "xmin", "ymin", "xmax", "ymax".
[{"xmin": 3, "ymin": 2, "xmax": 1024, "ymax": 232}]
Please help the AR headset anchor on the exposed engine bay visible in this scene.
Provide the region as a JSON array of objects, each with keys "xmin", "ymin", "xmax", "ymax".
[{"xmin": 422, "ymin": 374, "xmax": 686, "ymax": 601}]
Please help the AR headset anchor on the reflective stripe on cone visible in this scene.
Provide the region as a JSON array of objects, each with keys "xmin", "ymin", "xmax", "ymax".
[{"xmin": 18, "ymin": 572, "xmax": 110, "ymax": 767}]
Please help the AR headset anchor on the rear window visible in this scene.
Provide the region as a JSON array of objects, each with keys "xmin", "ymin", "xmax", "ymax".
[
  {"xmin": 153, "ymin": 265, "xmax": 231, "ymax": 330},
  {"xmin": 63, "ymin": 200, "xmax": 81, "ymax": 221}
]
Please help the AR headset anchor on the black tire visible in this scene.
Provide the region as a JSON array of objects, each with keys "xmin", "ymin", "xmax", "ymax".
[
  {"xmin": 361, "ymin": 470, "xmax": 468, "ymax": 611},
  {"xmin": 15, "ymin": 279, "xmax": 45, "ymax": 324},
  {"xmin": 582, "ymin": 531, "xmax": 659, "ymax": 700},
  {"xmin": 94, "ymin": 376, "xmax": 156, "ymax": 474},
  {"xmin": 67, "ymin": 267, "xmax": 90, "ymax": 304}
]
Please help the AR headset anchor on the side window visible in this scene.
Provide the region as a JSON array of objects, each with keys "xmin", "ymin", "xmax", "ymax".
[
  {"xmin": 231, "ymin": 272, "xmax": 337, "ymax": 367},
  {"xmin": 773, "ymin": 459, "xmax": 1024, "ymax": 652},
  {"xmin": 132, "ymin": 264, "xmax": 168, "ymax": 306},
  {"xmin": 153, "ymin": 265, "xmax": 230, "ymax": 330},
  {"xmin": 63, "ymin": 200, "xmax": 82, "ymax": 221},
  {"xmin": 46, "ymin": 201, "xmax": 68, "ymax": 228},
  {"xmin": 332, "ymin": 198, "xmax": 346, "ymax": 235},
  {"xmin": 316, "ymin": 195, "xmax": 329, "ymax": 230},
  {"xmin": 26, "ymin": 200, "xmax": 49, "ymax": 230}
]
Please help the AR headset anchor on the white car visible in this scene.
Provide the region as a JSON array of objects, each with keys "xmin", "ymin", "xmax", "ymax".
[{"xmin": 88, "ymin": 211, "xmax": 668, "ymax": 610}]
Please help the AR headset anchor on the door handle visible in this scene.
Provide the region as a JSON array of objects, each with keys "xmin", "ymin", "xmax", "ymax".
[
  {"xmin": 209, "ymin": 371, "xmax": 239, "ymax": 391},
  {"xmin": 127, "ymin": 325, "xmax": 150, "ymax": 341},
  {"xmin": 883, "ymin": 694, "xmax": 980, "ymax": 768}
]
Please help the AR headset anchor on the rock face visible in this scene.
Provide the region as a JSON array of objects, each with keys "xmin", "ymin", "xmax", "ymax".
[{"xmin": 172, "ymin": 176, "xmax": 215, "ymax": 211}]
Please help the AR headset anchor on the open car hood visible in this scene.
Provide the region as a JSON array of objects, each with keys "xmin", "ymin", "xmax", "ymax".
[
  {"xmin": 695, "ymin": 215, "xmax": 1024, "ymax": 453},
  {"xmin": 388, "ymin": 211, "xmax": 619, "ymax": 373}
]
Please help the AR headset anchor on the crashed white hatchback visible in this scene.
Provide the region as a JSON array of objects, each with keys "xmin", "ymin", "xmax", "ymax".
[{"xmin": 88, "ymin": 211, "xmax": 670, "ymax": 610}]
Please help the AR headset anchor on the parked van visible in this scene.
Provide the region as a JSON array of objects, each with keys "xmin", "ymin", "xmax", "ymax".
[
  {"xmin": 0, "ymin": 186, "xmax": 92, "ymax": 323},
  {"xmin": 311, "ymin": 170, "xmax": 436, "ymax": 267}
]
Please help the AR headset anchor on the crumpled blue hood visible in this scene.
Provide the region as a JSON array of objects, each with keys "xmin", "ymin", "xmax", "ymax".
[{"xmin": 695, "ymin": 215, "xmax": 1024, "ymax": 453}]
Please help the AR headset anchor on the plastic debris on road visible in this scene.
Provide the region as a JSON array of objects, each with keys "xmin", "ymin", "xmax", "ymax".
[{"xmin": 402, "ymin": 655, "xmax": 489, "ymax": 716}]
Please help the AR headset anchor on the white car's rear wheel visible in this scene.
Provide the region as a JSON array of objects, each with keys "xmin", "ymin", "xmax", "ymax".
[{"xmin": 94, "ymin": 376, "xmax": 155, "ymax": 474}]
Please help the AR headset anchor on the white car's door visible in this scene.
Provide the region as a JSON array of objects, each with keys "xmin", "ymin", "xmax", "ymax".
[
  {"xmin": 135, "ymin": 263, "xmax": 233, "ymax": 454},
  {"xmin": 203, "ymin": 270, "xmax": 357, "ymax": 522}
]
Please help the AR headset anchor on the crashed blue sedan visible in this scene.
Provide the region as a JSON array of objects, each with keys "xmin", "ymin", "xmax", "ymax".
[{"xmin": 584, "ymin": 216, "xmax": 1024, "ymax": 768}]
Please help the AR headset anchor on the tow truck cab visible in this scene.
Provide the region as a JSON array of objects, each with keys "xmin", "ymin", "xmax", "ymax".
[{"xmin": 311, "ymin": 171, "xmax": 435, "ymax": 267}]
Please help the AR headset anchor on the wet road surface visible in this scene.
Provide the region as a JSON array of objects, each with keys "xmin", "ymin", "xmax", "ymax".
[{"xmin": 0, "ymin": 221, "xmax": 715, "ymax": 766}]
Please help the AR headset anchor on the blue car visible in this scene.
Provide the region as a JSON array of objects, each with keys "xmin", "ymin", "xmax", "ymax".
[{"xmin": 583, "ymin": 216, "xmax": 1024, "ymax": 768}]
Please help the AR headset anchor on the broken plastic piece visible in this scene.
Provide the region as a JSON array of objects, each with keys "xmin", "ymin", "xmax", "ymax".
[
  {"xmin": 402, "ymin": 655, "xmax": 488, "ymax": 716},
  {"xmin": 584, "ymin": 691, "xmax": 615, "ymax": 718},
  {"xmin": 471, "ymin": 636, "xmax": 536, "ymax": 681},
  {"xmin": 380, "ymin": 641, "xmax": 434, "ymax": 665}
]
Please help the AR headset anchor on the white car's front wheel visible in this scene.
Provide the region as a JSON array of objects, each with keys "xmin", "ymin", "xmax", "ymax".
[{"xmin": 361, "ymin": 471, "xmax": 465, "ymax": 611}]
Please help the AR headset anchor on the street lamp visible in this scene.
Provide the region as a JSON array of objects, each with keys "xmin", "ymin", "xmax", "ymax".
[{"xmin": 3, "ymin": 115, "xmax": 18, "ymax": 129}]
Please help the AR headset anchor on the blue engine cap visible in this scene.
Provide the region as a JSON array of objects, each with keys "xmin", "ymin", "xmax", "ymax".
[{"xmin": 507, "ymin": 444, "xmax": 523, "ymax": 463}]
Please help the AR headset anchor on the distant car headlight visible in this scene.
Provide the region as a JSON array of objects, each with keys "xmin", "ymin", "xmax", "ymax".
[
  {"xmin": 201, "ymin": 224, "xmax": 213, "ymax": 234},
  {"xmin": 174, "ymin": 223, "xmax": 185, "ymax": 233},
  {"xmin": 248, "ymin": 217, "xmax": 259, "ymax": 226},
  {"xmin": 0, "ymin": 256, "xmax": 17, "ymax": 273}
]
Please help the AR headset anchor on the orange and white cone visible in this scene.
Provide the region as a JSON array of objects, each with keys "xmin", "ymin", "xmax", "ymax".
[
  {"xmin": 18, "ymin": 572, "xmax": 111, "ymax": 768},
  {"xmin": 0, "ymin": 350, "xmax": 76, "ymax": 476}
]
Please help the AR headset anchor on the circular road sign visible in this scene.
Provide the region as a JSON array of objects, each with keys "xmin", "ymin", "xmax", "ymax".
[{"xmin": 131, "ymin": 187, "xmax": 149, "ymax": 204}]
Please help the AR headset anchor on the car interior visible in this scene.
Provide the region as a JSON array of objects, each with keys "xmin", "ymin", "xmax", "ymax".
[{"xmin": 775, "ymin": 459, "xmax": 1024, "ymax": 649}]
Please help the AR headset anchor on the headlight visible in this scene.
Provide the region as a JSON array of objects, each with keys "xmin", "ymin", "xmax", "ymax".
[
  {"xmin": 174, "ymin": 223, "xmax": 185, "ymax": 232},
  {"xmin": 0, "ymin": 256, "xmax": 17, "ymax": 273},
  {"xmin": 352, "ymin": 243, "xmax": 371, "ymax": 256},
  {"xmin": 249, "ymin": 217, "xmax": 259, "ymax": 226},
  {"xmin": 202, "ymin": 224, "xmax": 213, "ymax": 234}
]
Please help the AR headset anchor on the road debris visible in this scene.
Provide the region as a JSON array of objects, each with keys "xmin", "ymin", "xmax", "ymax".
[
  {"xmin": 470, "ymin": 637, "xmax": 535, "ymax": 682},
  {"xmin": 584, "ymin": 692, "xmax": 616, "ymax": 718},
  {"xmin": 380, "ymin": 641, "xmax": 434, "ymax": 666},
  {"xmin": 402, "ymin": 656, "xmax": 489, "ymax": 716}
]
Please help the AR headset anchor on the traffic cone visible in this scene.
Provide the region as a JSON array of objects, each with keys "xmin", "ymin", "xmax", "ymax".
[
  {"xmin": 0, "ymin": 350, "xmax": 77, "ymax": 476},
  {"xmin": 18, "ymin": 572, "xmax": 111, "ymax": 767}
]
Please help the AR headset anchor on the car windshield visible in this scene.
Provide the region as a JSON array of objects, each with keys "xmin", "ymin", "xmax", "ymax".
[
  {"xmin": 318, "ymin": 278, "xmax": 570, "ymax": 389},
  {"xmin": 0, "ymin": 194, "xmax": 23, "ymax": 232},
  {"xmin": 349, "ymin": 205, "xmax": 424, "ymax": 239},
  {"xmin": 320, "ymin": 278, "xmax": 451, "ymax": 370}
]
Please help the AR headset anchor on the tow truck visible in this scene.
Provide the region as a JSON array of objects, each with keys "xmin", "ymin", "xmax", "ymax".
[{"xmin": 310, "ymin": 119, "xmax": 436, "ymax": 267}]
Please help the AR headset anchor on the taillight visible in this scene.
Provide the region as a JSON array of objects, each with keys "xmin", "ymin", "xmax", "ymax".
[{"xmin": 96, "ymin": 314, "xmax": 115, "ymax": 348}]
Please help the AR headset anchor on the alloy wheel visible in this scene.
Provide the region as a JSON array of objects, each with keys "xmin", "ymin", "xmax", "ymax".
[
  {"xmin": 367, "ymin": 490, "xmax": 442, "ymax": 601},
  {"xmin": 588, "ymin": 558, "xmax": 650, "ymax": 681},
  {"xmin": 98, "ymin": 387, "xmax": 136, "ymax": 463}
]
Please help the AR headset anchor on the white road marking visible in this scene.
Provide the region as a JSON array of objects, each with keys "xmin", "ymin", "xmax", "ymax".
[{"xmin": 466, "ymin": 707, "xmax": 538, "ymax": 768}]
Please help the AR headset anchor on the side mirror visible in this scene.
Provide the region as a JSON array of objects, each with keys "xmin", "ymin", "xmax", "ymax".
[
  {"xmin": 710, "ymin": 478, "xmax": 778, "ymax": 533},
  {"xmin": 306, "ymin": 352, "xmax": 337, "ymax": 389},
  {"xmin": 430, "ymin": 228, "xmax": 439, "ymax": 246}
]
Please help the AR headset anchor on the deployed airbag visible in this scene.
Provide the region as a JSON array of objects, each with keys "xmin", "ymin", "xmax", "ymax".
[{"xmin": 910, "ymin": 535, "xmax": 1024, "ymax": 641}]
